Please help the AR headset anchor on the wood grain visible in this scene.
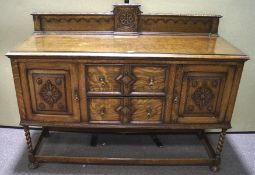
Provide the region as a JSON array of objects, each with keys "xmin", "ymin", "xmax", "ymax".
[
  {"xmin": 87, "ymin": 65, "xmax": 123, "ymax": 95},
  {"xmin": 19, "ymin": 63, "xmax": 80, "ymax": 123},
  {"xmin": 11, "ymin": 60, "xmax": 26, "ymax": 120},
  {"xmin": 11, "ymin": 35, "xmax": 245, "ymax": 57},
  {"xmin": 6, "ymin": 3, "xmax": 248, "ymax": 170},
  {"xmin": 88, "ymin": 98, "xmax": 123, "ymax": 123},
  {"xmin": 131, "ymin": 66, "xmax": 167, "ymax": 95},
  {"xmin": 130, "ymin": 98, "xmax": 164, "ymax": 124},
  {"xmin": 173, "ymin": 65, "xmax": 235, "ymax": 124},
  {"xmin": 32, "ymin": 9, "xmax": 220, "ymax": 35}
]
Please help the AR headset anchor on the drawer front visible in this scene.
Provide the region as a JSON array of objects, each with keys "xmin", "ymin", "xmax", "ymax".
[
  {"xmin": 88, "ymin": 98, "xmax": 123, "ymax": 123},
  {"xmin": 130, "ymin": 65, "xmax": 168, "ymax": 95},
  {"xmin": 87, "ymin": 65, "xmax": 124, "ymax": 95},
  {"xmin": 130, "ymin": 98, "xmax": 164, "ymax": 124},
  {"xmin": 172, "ymin": 65, "xmax": 235, "ymax": 124},
  {"xmin": 20, "ymin": 63, "xmax": 80, "ymax": 122}
]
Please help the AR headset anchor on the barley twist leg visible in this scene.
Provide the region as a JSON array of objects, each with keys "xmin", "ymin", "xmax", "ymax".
[
  {"xmin": 210, "ymin": 129, "xmax": 227, "ymax": 172},
  {"xmin": 215, "ymin": 129, "xmax": 227, "ymax": 156},
  {"xmin": 23, "ymin": 126, "xmax": 39, "ymax": 169}
]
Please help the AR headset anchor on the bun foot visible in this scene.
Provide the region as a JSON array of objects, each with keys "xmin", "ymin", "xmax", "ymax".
[
  {"xmin": 210, "ymin": 165, "xmax": 220, "ymax": 172},
  {"xmin": 28, "ymin": 162, "xmax": 39, "ymax": 169}
]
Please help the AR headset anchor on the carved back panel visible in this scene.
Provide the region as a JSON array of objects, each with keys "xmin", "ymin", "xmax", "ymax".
[{"xmin": 32, "ymin": 4, "xmax": 220, "ymax": 35}]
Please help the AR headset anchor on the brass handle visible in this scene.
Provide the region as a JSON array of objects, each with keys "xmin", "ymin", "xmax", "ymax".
[
  {"xmin": 74, "ymin": 89, "xmax": 80, "ymax": 101},
  {"xmin": 98, "ymin": 76, "xmax": 106, "ymax": 87},
  {"xmin": 100, "ymin": 107, "xmax": 106, "ymax": 117},
  {"xmin": 173, "ymin": 91, "xmax": 179, "ymax": 104},
  {"xmin": 148, "ymin": 76, "xmax": 155, "ymax": 86},
  {"xmin": 146, "ymin": 107, "xmax": 153, "ymax": 119}
]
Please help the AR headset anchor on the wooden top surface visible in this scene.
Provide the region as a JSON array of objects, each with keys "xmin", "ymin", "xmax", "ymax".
[{"xmin": 7, "ymin": 34, "xmax": 247, "ymax": 60}]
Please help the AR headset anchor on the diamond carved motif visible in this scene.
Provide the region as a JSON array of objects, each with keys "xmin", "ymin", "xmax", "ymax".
[
  {"xmin": 117, "ymin": 72, "xmax": 136, "ymax": 88},
  {"xmin": 192, "ymin": 86, "xmax": 214, "ymax": 110},
  {"xmin": 122, "ymin": 75, "xmax": 132, "ymax": 85},
  {"xmin": 39, "ymin": 80, "xmax": 62, "ymax": 108}
]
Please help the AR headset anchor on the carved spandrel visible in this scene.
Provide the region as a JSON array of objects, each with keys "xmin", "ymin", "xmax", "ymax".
[{"xmin": 32, "ymin": 74, "xmax": 67, "ymax": 112}]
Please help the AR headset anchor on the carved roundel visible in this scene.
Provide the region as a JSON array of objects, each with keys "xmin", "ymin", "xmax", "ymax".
[
  {"xmin": 192, "ymin": 86, "xmax": 214, "ymax": 110},
  {"xmin": 114, "ymin": 5, "xmax": 141, "ymax": 32},
  {"xmin": 118, "ymin": 11, "xmax": 135, "ymax": 27},
  {"xmin": 39, "ymin": 80, "xmax": 62, "ymax": 108}
]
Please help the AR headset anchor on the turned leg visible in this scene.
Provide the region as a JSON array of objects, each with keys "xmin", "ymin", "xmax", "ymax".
[
  {"xmin": 24, "ymin": 126, "xmax": 39, "ymax": 169},
  {"xmin": 210, "ymin": 129, "xmax": 227, "ymax": 172}
]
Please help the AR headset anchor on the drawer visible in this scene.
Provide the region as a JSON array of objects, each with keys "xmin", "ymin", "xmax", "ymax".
[
  {"xmin": 130, "ymin": 98, "xmax": 164, "ymax": 124},
  {"xmin": 88, "ymin": 98, "xmax": 123, "ymax": 123},
  {"xmin": 130, "ymin": 66, "xmax": 168, "ymax": 95},
  {"xmin": 86, "ymin": 65, "xmax": 124, "ymax": 95}
]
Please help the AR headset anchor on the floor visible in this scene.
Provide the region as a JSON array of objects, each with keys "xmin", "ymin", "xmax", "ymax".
[{"xmin": 0, "ymin": 128, "xmax": 254, "ymax": 175}]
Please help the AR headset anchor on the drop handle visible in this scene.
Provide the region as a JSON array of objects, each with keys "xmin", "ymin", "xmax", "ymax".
[
  {"xmin": 73, "ymin": 89, "xmax": 80, "ymax": 101},
  {"xmin": 173, "ymin": 92, "xmax": 179, "ymax": 104},
  {"xmin": 98, "ymin": 76, "xmax": 106, "ymax": 87},
  {"xmin": 146, "ymin": 107, "xmax": 153, "ymax": 119},
  {"xmin": 148, "ymin": 76, "xmax": 155, "ymax": 86},
  {"xmin": 100, "ymin": 107, "xmax": 106, "ymax": 117}
]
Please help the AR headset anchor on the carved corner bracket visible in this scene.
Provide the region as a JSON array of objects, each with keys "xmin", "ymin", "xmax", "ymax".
[{"xmin": 113, "ymin": 4, "xmax": 142, "ymax": 34}]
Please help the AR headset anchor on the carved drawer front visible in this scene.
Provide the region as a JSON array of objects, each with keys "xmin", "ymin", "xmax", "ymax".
[
  {"xmin": 88, "ymin": 98, "xmax": 123, "ymax": 124},
  {"xmin": 130, "ymin": 66, "xmax": 168, "ymax": 96},
  {"xmin": 20, "ymin": 63, "xmax": 80, "ymax": 122},
  {"xmin": 130, "ymin": 98, "xmax": 164, "ymax": 124},
  {"xmin": 86, "ymin": 65, "xmax": 124, "ymax": 95},
  {"xmin": 172, "ymin": 65, "xmax": 235, "ymax": 124}
]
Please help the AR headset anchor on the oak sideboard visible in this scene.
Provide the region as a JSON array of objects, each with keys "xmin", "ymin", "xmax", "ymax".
[{"xmin": 6, "ymin": 3, "xmax": 248, "ymax": 172}]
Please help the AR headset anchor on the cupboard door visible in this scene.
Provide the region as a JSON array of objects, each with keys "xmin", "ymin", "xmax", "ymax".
[
  {"xmin": 172, "ymin": 65, "xmax": 234, "ymax": 124},
  {"xmin": 20, "ymin": 63, "xmax": 80, "ymax": 122}
]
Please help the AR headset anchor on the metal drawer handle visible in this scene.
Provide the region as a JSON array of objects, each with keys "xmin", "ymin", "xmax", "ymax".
[
  {"xmin": 73, "ymin": 89, "xmax": 80, "ymax": 101},
  {"xmin": 98, "ymin": 76, "xmax": 106, "ymax": 87},
  {"xmin": 100, "ymin": 107, "xmax": 106, "ymax": 117},
  {"xmin": 146, "ymin": 107, "xmax": 153, "ymax": 119},
  {"xmin": 173, "ymin": 90, "xmax": 179, "ymax": 104},
  {"xmin": 148, "ymin": 76, "xmax": 155, "ymax": 86}
]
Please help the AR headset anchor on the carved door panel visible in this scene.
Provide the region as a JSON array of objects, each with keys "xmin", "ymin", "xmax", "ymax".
[
  {"xmin": 20, "ymin": 63, "xmax": 80, "ymax": 122},
  {"xmin": 172, "ymin": 65, "xmax": 235, "ymax": 124}
]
